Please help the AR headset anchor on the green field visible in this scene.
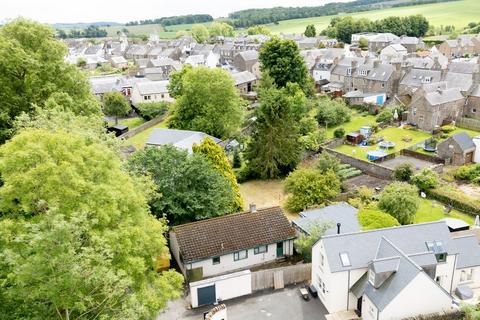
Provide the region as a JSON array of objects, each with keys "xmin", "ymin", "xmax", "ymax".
[
  {"xmin": 265, "ymin": 0, "xmax": 479, "ymax": 35},
  {"xmin": 104, "ymin": 22, "xmax": 212, "ymax": 38}
]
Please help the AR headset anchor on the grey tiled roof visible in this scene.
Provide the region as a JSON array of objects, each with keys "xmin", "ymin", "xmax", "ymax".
[
  {"xmin": 425, "ymin": 88, "xmax": 464, "ymax": 106},
  {"xmin": 292, "ymin": 202, "xmax": 360, "ymax": 236},
  {"xmin": 453, "ymin": 235, "xmax": 480, "ymax": 269},
  {"xmin": 449, "ymin": 132, "xmax": 475, "ymax": 151},
  {"xmin": 146, "ymin": 128, "xmax": 220, "ymax": 152},
  {"xmin": 237, "ymin": 50, "xmax": 259, "ymax": 62},
  {"xmin": 135, "ymin": 80, "xmax": 169, "ymax": 95},
  {"xmin": 400, "ymin": 69, "xmax": 442, "ymax": 87},
  {"xmin": 231, "ymin": 71, "xmax": 256, "ymax": 86}
]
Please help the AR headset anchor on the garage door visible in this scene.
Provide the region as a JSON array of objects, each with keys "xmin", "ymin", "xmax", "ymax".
[{"xmin": 197, "ymin": 285, "xmax": 216, "ymax": 306}]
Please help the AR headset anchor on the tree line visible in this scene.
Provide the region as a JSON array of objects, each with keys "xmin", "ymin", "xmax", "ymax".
[
  {"xmin": 56, "ymin": 25, "xmax": 107, "ymax": 39},
  {"xmin": 323, "ymin": 15, "xmax": 429, "ymax": 44},
  {"xmin": 126, "ymin": 14, "xmax": 213, "ymax": 26},
  {"xmin": 227, "ymin": 0, "xmax": 453, "ymax": 28}
]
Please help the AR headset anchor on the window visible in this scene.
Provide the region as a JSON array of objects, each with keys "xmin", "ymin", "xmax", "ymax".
[
  {"xmin": 143, "ymin": 95, "xmax": 151, "ymax": 101},
  {"xmin": 233, "ymin": 250, "xmax": 248, "ymax": 261},
  {"xmin": 347, "ymin": 68, "xmax": 352, "ymax": 75},
  {"xmin": 212, "ymin": 257, "xmax": 220, "ymax": 265},
  {"xmin": 381, "ymin": 83, "xmax": 385, "ymax": 88},
  {"xmin": 320, "ymin": 253, "xmax": 325, "ymax": 268},
  {"xmin": 473, "ymin": 108, "xmax": 477, "ymax": 113},
  {"xmin": 426, "ymin": 241, "xmax": 447, "ymax": 262},
  {"xmin": 254, "ymin": 245, "xmax": 268, "ymax": 254},
  {"xmin": 368, "ymin": 269, "xmax": 375, "ymax": 285},
  {"xmin": 339, "ymin": 252, "xmax": 351, "ymax": 267},
  {"xmin": 461, "ymin": 269, "xmax": 473, "ymax": 282}
]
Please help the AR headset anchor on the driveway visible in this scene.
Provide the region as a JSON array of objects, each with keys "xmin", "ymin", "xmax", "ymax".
[{"xmin": 158, "ymin": 285, "xmax": 328, "ymax": 320}]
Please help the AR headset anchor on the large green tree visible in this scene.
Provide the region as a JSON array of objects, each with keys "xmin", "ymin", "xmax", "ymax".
[
  {"xmin": 193, "ymin": 138, "xmax": 244, "ymax": 211},
  {"xmin": 0, "ymin": 18, "xmax": 100, "ymax": 143},
  {"xmin": 169, "ymin": 66, "xmax": 244, "ymax": 139},
  {"xmin": 245, "ymin": 85, "xmax": 302, "ymax": 179},
  {"xmin": 127, "ymin": 145, "xmax": 236, "ymax": 225},
  {"xmin": 208, "ymin": 22, "xmax": 235, "ymax": 37},
  {"xmin": 191, "ymin": 24, "xmax": 210, "ymax": 43},
  {"xmin": 103, "ymin": 91, "xmax": 131, "ymax": 124},
  {"xmin": 259, "ymin": 37, "xmax": 313, "ymax": 95},
  {"xmin": 304, "ymin": 24, "xmax": 316, "ymax": 37},
  {"xmin": 0, "ymin": 129, "xmax": 183, "ymax": 319},
  {"xmin": 378, "ymin": 182, "xmax": 419, "ymax": 225}
]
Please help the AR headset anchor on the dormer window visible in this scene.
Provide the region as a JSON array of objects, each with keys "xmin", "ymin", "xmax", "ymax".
[
  {"xmin": 340, "ymin": 252, "xmax": 351, "ymax": 267},
  {"xmin": 359, "ymin": 70, "xmax": 368, "ymax": 76},
  {"xmin": 423, "ymin": 76, "xmax": 432, "ymax": 84}
]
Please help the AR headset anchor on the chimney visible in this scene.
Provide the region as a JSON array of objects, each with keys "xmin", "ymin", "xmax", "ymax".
[
  {"xmin": 249, "ymin": 203, "xmax": 257, "ymax": 213},
  {"xmin": 337, "ymin": 223, "xmax": 341, "ymax": 235},
  {"xmin": 373, "ymin": 60, "xmax": 380, "ymax": 69}
]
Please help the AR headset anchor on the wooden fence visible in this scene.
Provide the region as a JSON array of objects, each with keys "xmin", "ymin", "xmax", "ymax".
[
  {"xmin": 251, "ymin": 263, "xmax": 311, "ymax": 291},
  {"xmin": 458, "ymin": 117, "xmax": 480, "ymax": 131}
]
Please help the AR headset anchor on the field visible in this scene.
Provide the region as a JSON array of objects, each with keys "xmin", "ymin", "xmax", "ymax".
[
  {"xmin": 104, "ymin": 22, "xmax": 212, "ymax": 38},
  {"xmin": 265, "ymin": 0, "xmax": 479, "ymax": 35}
]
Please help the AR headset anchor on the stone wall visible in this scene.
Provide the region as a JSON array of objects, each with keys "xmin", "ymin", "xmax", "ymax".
[{"xmin": 119, "ymin": 114, "xmax": 168, "ymax": 140}]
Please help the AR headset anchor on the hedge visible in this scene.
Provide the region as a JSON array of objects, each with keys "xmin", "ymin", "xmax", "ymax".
[{"xmin": 426, "ymin": 187, "xmax": 480, "ymax": 216}]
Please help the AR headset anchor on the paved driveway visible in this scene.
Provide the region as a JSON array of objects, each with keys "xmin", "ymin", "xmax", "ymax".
[{"xmin": 159, "ymin": 285, "xmax": 328, "ymax": 320}]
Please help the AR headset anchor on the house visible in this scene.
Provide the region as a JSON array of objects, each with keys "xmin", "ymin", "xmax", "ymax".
[
  {"xmin": 312, "ymin": 221, "xmax": 480, "ymax": 319},
  {"xmin": 351, "ymin": 33, "xmax": 399, "ymax": 53},
  {"xmin": 143, "ymin": 58, "xmax": 182, "ymax": 81},
  {"xmin": 233, "ymin": 50, "xmax": 261, "ymax": 78},
  {"xmin": 343, "ymin": 91, "xmax": 387, "ymax": 106},
  {"xmin": 292, "ymin": 202, "xmax": 360, "ymax": 236},
  {"xmin": 406, "ymin": 82, "xmax": 465, "ymax": 131},
  {"xmin": 439, "ymin": 36, "xmax": 480, "ymax": 59},
  {"xmin": 444, "ymin": 61, "xmax": 480, "ymax": 93},
  {"xmin": 89, "ymin": 75, "xmax": 148, "ymax": 97},
  {"xmin": 437, "ymin": 132, "xmax": 475, "ymax": 165},
  {"xmin": 380, "ymin": 44, "xmax": 408, "ymax": 60},
  {"xmin": 465, "ymin": 85, "xmax": 480, "ymax": 119},
  {"xmin": 110, "ymin": 56, "xmax": 128, "ymax": 69},
  {"xmin": 126, "ymin": 44, "xmax": 149, "ymax": 60},
  {"xmin": 131, "ymin": 80, "xmax": 172, "ymax": 105},
  {"xmin": 170, "ymin": 206, "xmax": 296, "ymax": 280},
  {"xmin": 146, "ymin": 128, "xmax": 221, "ymax": 153},
  {"xmin": 399, "ymin": 68, "xmax": 443, "ymax": 95},
  {"xmin": 231, "ymin": 71, "xmax": 257, "ymax": 96},
  {"xmin": 392, "ymin": 36, "xmax": 424, "ymax": 53}
]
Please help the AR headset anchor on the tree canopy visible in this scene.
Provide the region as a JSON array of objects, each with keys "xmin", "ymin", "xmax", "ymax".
[
  {"xmin": 378, "ymin": 182, "xmax": 419, "ymax": 225},
  {"xmin": 304, "ymin": 24, "xmax": 316, "ymax": 37},
  {"xmin": 0, "ymin": 129, "xmax": 183, "ymax": 319},
  {"xmin": 191, "ymin": 24, "xmax": 210, "ymax": 43},
  {"xmin": 0, "ymin": 18, "xmax": 100, "ymax": 143},
  {"xmin": 208, "ymin": 22, "xmax": 235, "ymax": 37},
  {"xmin": 259, "ymin": 37, "xmax": 313, "ymax": 95},
  {"xmin": 103, "ymin": 91, "xmax": 131, "ymax": 124},
  {"xmin": 358, "ymin": 208, "xmax": 400, "ymax": 230},
  {"xmin": 127, "ymin": 145, "xmax": 237, "ymax": 225},
  {"xmin": 169, "ymin": 66, "xmax": 244, "ymax": 139}
]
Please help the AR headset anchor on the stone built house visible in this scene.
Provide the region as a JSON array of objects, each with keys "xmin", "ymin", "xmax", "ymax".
[
  {"xmin": 312, "ymin": 221, "xmax": 480, "ymax": 319},
  {"xmin": 438, "ymin": 132, "xmax": 476, "ymax": 166},
  {"xmin": 170, "ymin": 206, "xmax": 296, "ymax": 280},
  {"xmin": 233, "ymin": 50, "xmax": 261, "ymax": 79},
  {"xmin": 438, "ymin": 36, "xmax": 480, "ymax": 59}
]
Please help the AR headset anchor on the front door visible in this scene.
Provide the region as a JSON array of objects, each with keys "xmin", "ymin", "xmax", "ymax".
[
  {"xmin": 356, "ymin": 296, "xmax": 363, "ymax": 317},
  {"xmin": 197, "ymin": 285, "xmax": 216, "ymax": 306},
  {"xmin": 276, "ymin": 242, "xmax": 284, "ymax": 258}
]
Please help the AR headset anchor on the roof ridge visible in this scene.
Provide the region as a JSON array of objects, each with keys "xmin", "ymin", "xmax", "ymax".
[
  {"xmin": 452, "ymin": 234, "xmax": 478, "ymax": 240},
  {"xmin": 380, "ymin": 237, "xmax": 423, "ymax": 271},
  {"xmin": 172, "ymin": 206, "xmax": 282, "ymax": 230}
]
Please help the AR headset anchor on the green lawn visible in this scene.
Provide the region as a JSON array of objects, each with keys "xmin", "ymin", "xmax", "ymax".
[
  {"xmin": 126, "ymin": 117, "xmax": 169, "ymax": 150},
  {"xmin": 104, "ymin": 22, "xmax": 213, "ymax": 38},
  {"xmin": 265, "ymin": 0, "xmax": 479, "ymax": 35},
  {"xmin": 109, "ymin": 117, "xmax": 146, "ymax": 129},
  {"xmin": 326, "ymin": 113, "xmax": 376, "ymax": 139},
  {"xmin": 360, "ymin": 198, "xmax": 474, "ymax": 226},
  {"xmin": 335, "ymin": 127, "xmax": 431, "ymax": 160}
]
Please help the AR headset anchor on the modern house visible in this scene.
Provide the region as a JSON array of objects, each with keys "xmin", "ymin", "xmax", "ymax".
[
  {"xmin": 131, "ymin": 80, "xmax": 173, "ymax": 105},
  {"xmin": 146, "ymin": 128, "xmax": 221, "ymax": 153},
  {"xmin": 312, "ymin": 221, "xmax": 480, "ymax": 319},
  {"xmin": 170, "ymin": 206, "xmax": 296, "ymax": 280},
  {"xmin": 437, "ymin": 132, "xmax": 476, "ymax": 166},
  {"xmin": 292, "ymin": 202, "xmax": 360, "ymax": 236}
]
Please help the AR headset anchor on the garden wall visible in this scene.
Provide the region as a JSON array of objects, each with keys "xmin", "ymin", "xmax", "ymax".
[
  {"xmin": 118, "ymin": 114, "xmax": 168, "ymax": 140},
  {"xmin": 401, "ymin": 149, "xmax": 445, "ymax": 165},
  {"xmin": 321, "ymin": 148, "xmax": 394, "ymax": 180}
]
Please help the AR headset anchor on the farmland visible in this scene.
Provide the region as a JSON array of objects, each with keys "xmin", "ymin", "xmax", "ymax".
[{"xmin": 104, "ymin": 22, "xmax": 213, "ymax": 38}]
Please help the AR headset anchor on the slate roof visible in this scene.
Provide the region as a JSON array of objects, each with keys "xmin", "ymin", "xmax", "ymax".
[
  {"xmin": 471, "ymin": 85, "xmax": 480, "ymax": 97},
  {"xmin": 320, "ymin": 221, "xmax": 458, "ymax": 273},
  {"xmin": 400, "ymin": 69, "xmax": 442, "ymax": 87},
  {"xmin": 447, "ymin": 132, "xmax": 475, "ymax": 151},
  {"xmin": 237, "ymin": 50, "xmax": 259, "ymax": 62},
  {"xmin": 292, "ymin": 202, "xmax": 360, "ymax": 236},
  {"xmin": 449, "ymin": 62, "xmax": 479, "ymax": 74},
  {"xmin": 444, "ymin": 72, "xmax": 473, "ymax": 92},
  {"xmin": 110, "ymin": 56, "xmax": 127, "ymax": 64},
  {"xmin": 366, "ymin": 64, "xmax": 394, "ymax": 82},
  {"xmin": 172, "ymin": 207, "xmax": 296, "ymax": 262},
  {"xmin": 135, "ymin": 80, "xmax": 169, "ymax": 95},
  {"xmin": 146, "ymin": 128, "xmax": 220, "ymax": 153},
  {"xmin": 231, "ymin": 71, "xmax": 256, "ymax": 86},
  {"xmin": 425, "ymin": 87, "xmax": 464, "ymax": 106},
  {"xmin": 453, "ymin": 235, "xmax": 480, "ymax": 269}
]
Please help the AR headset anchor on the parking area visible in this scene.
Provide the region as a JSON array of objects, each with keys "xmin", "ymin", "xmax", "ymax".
[
  {"xmin": 380, "ymin": 155, "xmax": 434, "ymax": 171},
  {"xmin": 158, "ymin": 285, "xmax": 328, "ymax": 320}
]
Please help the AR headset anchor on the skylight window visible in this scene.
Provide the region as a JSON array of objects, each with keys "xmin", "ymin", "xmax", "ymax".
[{"xmin": 340, "ymin": 252, "xmax": 351, "ymax": 267}]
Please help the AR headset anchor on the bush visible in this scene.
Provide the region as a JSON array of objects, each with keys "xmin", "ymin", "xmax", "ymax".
[
  {"xmin": 232, "ymin": 149, "xmax": 242, "ymax": 169},
  {"xmin": 317, "ymin": 152, "xmax": 341, "ymax": 173},
  {"xmin": 284, "ymin": 169, "xmax": 341, "ymax": 212},
  {"xmin": 358, "ymin": 209, "xmax": 400, "ymax": 230},
  {"xmin": 299, "ymin": 129, "xmax": 326, "ymax": 151},
  {"xmin": 136, "ymin": 102, "xmax": 169, "ymax": 120},
  {"xmin": 393, "ymin": 163, "xmax": 414, "ymax": 182},
  {"xmin": 316, "ymin": 98, "xmax": 351, "ymax": 127},
  {"xmin": 376, "ymin": 109, "xmax": 393, "ymax": 124},
  {"xmin": 454, "ymin": 164, "xmax": 480, "ymax": 182},
  {"xmin": 294, "ymin": 222, "xmax": 332, "ymax": 262},
  {"xmin": 378, "ymin": 182, "xmax": 419, "ymax": 225},
  {"xmin": 427, "ymin": 186, "xmax": 480, "ymax": 215},
  {"xmin": 357, "ymin": 186, "xmax": 375, "ymax": 205},
  {"xmin": 441, "ymin": 125, "xmax": 456, "ymax": 133},
  {"xmin": 334, "ymin": 127, "xmax": 345, "ymax": 138},
  {"xmin": 411, "ymin": 168, "xmax": 439, "ymax": 190}
]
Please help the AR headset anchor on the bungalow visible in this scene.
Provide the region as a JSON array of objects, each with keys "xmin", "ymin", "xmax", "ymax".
[
  {"xmin": 437, "ymin": 132, "xmax": 475, "ymax": 166},
  {"xmin": 146, "ymin": 128, "xmax": 221, "ymax": 154},
  {"xmin": 170, "ymin": 206, "xmax": 296, "ymax": 280},
  {"xmin": 131, "ymin": 80, "xmax": 173, "ymax": 106},
  {"xmin": 312, "ymin": 221, "xmax": 480, "ymax": 319}
]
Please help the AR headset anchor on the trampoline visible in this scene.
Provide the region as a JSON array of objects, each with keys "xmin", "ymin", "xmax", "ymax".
[{"xmin": 367, "ymin": 150, "xmax": 387, "ymax": 161}]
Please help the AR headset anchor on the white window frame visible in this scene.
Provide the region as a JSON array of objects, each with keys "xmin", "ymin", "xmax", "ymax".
[
  {"xmin": 233, "ymin": 250, "xmax": 248, "ymax": 261},
  {"xmin": 460, "ymin": 269, "xmax": 473, "ymax": 283},
  {"xmin": 254, "ymin": 245, "xmax": 268, "ymax": 255}
]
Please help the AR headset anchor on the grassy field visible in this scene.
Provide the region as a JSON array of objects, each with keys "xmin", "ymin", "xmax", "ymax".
[
  {"xmin": 109, "ymin": 117, "xmax": 146, "ymax": 129},
  {"xmin": 126, "ymin": 117, "xmax": 169, "ymax": 150},
  {"xmin": 326, "ymin": 113, "xmax": 376, "ymax": 139},
  {"xmin": 265, "ymin": 0, "xmax": 479, "ymax": 35},
  {"xmin": 104, "ymin": 22, "xmax": 212, "ymax": 38},
  {"xmin": 335, "ymin": 126, "xmax": 431, "ymax": 160}
]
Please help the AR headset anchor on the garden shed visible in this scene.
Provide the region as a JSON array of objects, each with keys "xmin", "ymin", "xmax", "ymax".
[
  {"xmin": 346, "ymin": 132, "xmax": 364, "ymax": 145},
  {"xmin": 437, "ymin": 132, "xmax": 475, "ymax": 166}
]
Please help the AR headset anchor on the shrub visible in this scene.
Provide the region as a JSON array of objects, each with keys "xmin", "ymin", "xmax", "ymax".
[
  {"xmin": 317, "ymin": 152, "xmax": 341, "ymax": 173},
  {"xmin": 334, "ymin": 127, "xmax": 345, "ymax": 138},
  {"xmin": 299, "ymin": 129, "xmax": 326, "ymax": 151},
  {"xmin": 284, "ymin": 169, "xmax": 341, "ymax": 212},
  {"xmin": 427, "ymin": 186, "xmax": 480, "ymax": 215},
  {"xmin": 357, "ymin": 186, "xmax": 374, "ymax": 205},
  {"xmin": 316, "ymin": 98, "xmax": 351, "ymax": 127},
  {"xmin": 441, "ymin": 125, "xmax": 456, "ymax": 133},
  {"xmin": 294, "ymin": 222, "xmax": 332, "ymax": 262},
  {"xmin": 393, "ymin": 163, "xmax": 414, "ymax": 182},
  {"xmin": 378, "ymin": 182, "xmax": 419, "ymax": 225},
  {"xmin": 411, "ymin": 168, "xmax": 439, "ymax": 190},
  {"xmin": 454, "ymin": 164, "xmax": 480, "ymax": 182},
  {"xmin": 232, "ymin": 149, "xmax": 242, "ymax": 169},
  {"xmin": 376, "ymin": 109, "xmax": 393, "ymax": 124},
  {"xmin": 299, "ymin": 116, "xmax": 318, "ymax": 135},
  {"xmin": 136, "ymin": 102, "xmax": 169, "ymax": 120},
  {"xmin": 358, "ymin": 209, "xmax": 400, "ymax": 230}
]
